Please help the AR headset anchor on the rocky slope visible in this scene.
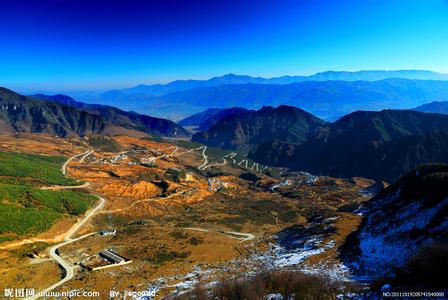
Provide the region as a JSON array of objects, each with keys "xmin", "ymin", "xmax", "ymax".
[
  {"xmin": 32, "ymin": 93, "xmax": 191, "ymax": 138},
  {"xmin": 0, "ymin": 88, "xmax": 106, "ymax": 137},
  {"xmin": 340, "ymin": 164, "xmax": 448, "ymax": 276},
  {"xmin": 178, "ymin": 107, "xmax": 250, "ymax": 130}
]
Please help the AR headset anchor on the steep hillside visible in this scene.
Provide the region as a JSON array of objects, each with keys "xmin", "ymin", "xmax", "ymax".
[
  {"xmin": 249, "ymin": 110, "xmax": 448, "ymax": 181},
  {"xmin": 197, "ymin": 107, "xmax": 251, "ymax": 131},
  {"xmin": 192, "ymin": 105, "xmax": 326, "ymax": 152},
  {"xmin": 0, "ymin": 88, "xmax": 106, "ymax": 137},
  {"xmin": 340, "ymin": 164, "xmax": 448, "ymax": 276},
  {"xmin": 414, "ymin": 101, "xmax": 448, "ymax": 114},
  {"xmin": 178, "ymin": 108, "xmax": 223, "ymax": 127},
  {"xmin": 32, "ymin": 93, "xmax": 190, "ymax": 138},
  {"xmin": 179, "ymin": 107, "xmax": 250, "ymax": 130},
  {"xmin": 71, "ymin": 78, "xmax": 448, "ymax": 120}
]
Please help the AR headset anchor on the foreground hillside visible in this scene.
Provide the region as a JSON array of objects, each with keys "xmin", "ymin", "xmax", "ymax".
[{"xmin": 340, "ymin": 164, "xmax": 448, "ymax": 287}]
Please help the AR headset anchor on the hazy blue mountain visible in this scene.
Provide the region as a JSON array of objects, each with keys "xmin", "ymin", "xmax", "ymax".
[
  {"xmin": 32, "ymin": 93, "xmax": 190, "ymax": 138},
  {"xmin": 125, "ymin": 78, "xmax": 448, "ymax": 121},
  {"xmin": 65, "ymin": 70, "xmax": 448, "ymax": 120},
  {"xmin": 414, "ymin": 101, "xmax": 448, "ymax": 114},
  {"xmin": 80, "ymin": 70, "xmax": 448, "ymax": 99},
  {"xmin": 308, "ymin": 70, "xmax": 448, "ymax": 81}
]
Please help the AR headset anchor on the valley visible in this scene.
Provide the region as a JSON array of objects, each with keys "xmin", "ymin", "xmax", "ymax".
[{"xmin": 0, "ymin": 133, "xmax": 374, "ymax": 298}]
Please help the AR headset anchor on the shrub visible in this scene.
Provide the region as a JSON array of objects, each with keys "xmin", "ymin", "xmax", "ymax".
[
  {"xmin": 170, "ymin": 230, "xmax": 189, "ymax": 240},
  {"xmin": 177, "ymin": 270, "xmax": 338, "ymax": 299},
  {"xmin": 189, "ymin": 236, "xmax": 204, "ymax": 245},
  {"xmin": 391, "ymin": 243, "xmax": 448, "ymax": 290},
  {"xmin": 146, "ymin": 244, "xmax": 190, "ymax": 264},
  {"xmin": 87, "ymin": 136, "xmax": 121, "ymax": 152}
]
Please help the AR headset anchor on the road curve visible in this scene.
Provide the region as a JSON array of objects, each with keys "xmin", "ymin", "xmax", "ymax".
[
  {"xmin": 63, "ymin": 196, "xmax": 105, "ymax": 241},
  {"xmin": 62, "ymin": 150, "xmax": 93, "ymax": 176},
  {"xmin": 184, "ymin": 227, "xmax": 255, "ymax": 243},
  {"xmin": 36, "ymin": 232, "xmax": 96, "ymax": 298}
]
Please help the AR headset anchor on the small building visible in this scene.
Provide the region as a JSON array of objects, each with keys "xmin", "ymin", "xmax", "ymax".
[
  {"xmin": 81, "ymin": 249, "xmax": 132, "ymax": 271},
  {"xmin": 99, "ymin": 229, "xmax": 116, "ymax": 236},
  {"xmin": 99, "ymin": 249, "xmax": 126, "ymax": 264}
]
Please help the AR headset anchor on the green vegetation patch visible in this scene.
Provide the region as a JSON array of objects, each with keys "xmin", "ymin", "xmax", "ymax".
[
  {"xmin": 0, "ymin": 183, "xmax": 95, "ymax": 236},
  {"xmin": 0, "ymin": 205, "xmax": 60, "ymax": 236},
  {"xmin": 145, "ymin": 244, "xmax": 190, "ymax": 264},
  {"xmin": 0, "ymin": 152, "xmax": 78, "ymax": 185},
  {"xmin": 0, "ymin": 151, "xmax": 96, "ymax": 241}
]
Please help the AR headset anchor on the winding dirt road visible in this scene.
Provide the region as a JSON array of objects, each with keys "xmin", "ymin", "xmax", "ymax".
[{"xmin": 62, "ymin": 150, "xmax": 93, "ymax": 176}]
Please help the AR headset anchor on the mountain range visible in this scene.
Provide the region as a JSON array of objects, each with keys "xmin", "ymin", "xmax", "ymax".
[
  {"xmin": 0, "ymin": 88, "xmax": 189, "ymax": 138},
  {"xmin": 193, "ymin": 105, "xmax": 448, "ymax": 181},
  {"xmin": 63, "ymin": 70, "xmax": 448, "ymax": 121}
]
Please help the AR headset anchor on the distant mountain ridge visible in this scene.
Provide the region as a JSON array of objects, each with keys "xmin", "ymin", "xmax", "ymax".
[
  {"xmin": 88, "ymin": 69, "xmax": 448, "ymax": 98},
  {"xmin": 64, "ymin": 70, "xmax": 448, "ymax": 121},
  {"xmin": 76, "ymin": 78, "xmax": 448, "ymax": 121}
]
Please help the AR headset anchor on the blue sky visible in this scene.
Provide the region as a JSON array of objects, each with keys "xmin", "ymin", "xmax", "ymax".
[{"xmin": 1, "ymin": 0, "xmax": 448, "ymax": 92}]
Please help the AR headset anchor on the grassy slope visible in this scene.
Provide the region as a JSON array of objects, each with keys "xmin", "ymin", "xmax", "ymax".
[{"xmin": 0, "ymin": 152, "xmax": 95, "ymax": 240}]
